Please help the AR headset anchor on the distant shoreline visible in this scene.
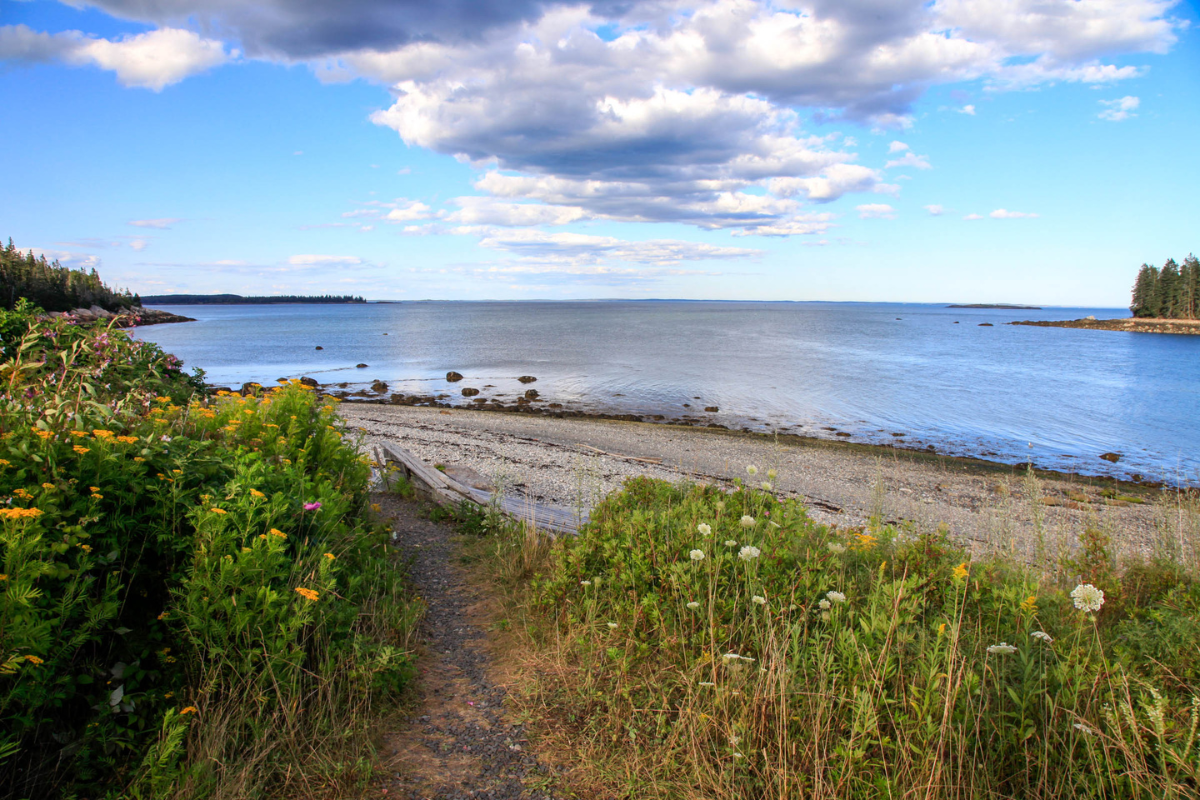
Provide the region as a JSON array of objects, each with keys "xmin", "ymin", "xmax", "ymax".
[
  {"xmin": 1011, "ymin": 317, "xmax": 1200, "ymax": 335},
  {"xmin": 141, "ymin": 293, "xmax": 366, "ymax": 305},
  {"xmin": 947, "ymin": 303, "xmax": 1042, "ymax": 309}
]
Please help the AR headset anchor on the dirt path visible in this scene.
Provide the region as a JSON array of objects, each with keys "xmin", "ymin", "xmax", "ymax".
[{"xmin": 372, "ymin": 492, "xmax": 568, "ymax": 800}]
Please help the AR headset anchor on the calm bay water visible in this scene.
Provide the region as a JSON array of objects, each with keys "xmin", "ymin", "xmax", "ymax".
[{"xmin": 132, "ymin": 301, "xmax": 1200, "ymax": 485}]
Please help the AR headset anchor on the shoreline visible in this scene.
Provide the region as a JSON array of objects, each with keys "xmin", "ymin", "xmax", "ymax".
[
  {"xmin": 338, "ymin": 403, "xmax": 1172, "ymax": 562},
  {"xmin": 1011, "ymin": 316, "xmax": 1200, "ymax": 335}
]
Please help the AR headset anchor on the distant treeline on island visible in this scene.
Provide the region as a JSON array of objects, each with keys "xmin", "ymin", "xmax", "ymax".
[
  {"xmin": 140, "ymin": 294, "xmax": 366, "ymax": 305},
  {"xmin": 1131, "ymin": 255, "xmax": 1199, "ymax": 319},
  {"xmin": 2, "ymin": 237, "xmax": 139, "ymax": 312}
]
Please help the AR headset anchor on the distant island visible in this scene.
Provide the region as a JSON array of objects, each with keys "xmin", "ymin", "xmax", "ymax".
[
  {"xmin": 947, "ymin": 304, "xmax": 1042, "ymax": 309},
  {"xmin": 141, "ymin": 293, "xmax": 366, "ymax": 305},
  {"xmin": 1012, "ymin": 254, "xmax": 1198, "ymax": 335}
]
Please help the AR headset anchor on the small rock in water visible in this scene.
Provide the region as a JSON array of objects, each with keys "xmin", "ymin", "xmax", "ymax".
[
  {"xmin": 371, "ymin": 380, "xmax": 389, "ymax": 393},
  {"xmin": 1083, "ymin": 315, "xmax": 1097, "ymax": 321},
  {"xmin": 356, "ymin": 363, "xmax": 369, "ymax": 368},
  {"xmin": 705, "ymin": 406, "xmax": 719, "ymax": 412},
  {"xmin": 978, "ymin": 323, "xmax": 993, "ymax": 327},
  {"xmin": 1099, "ymin": 452, "xmax": 1121, "ymax": 463},
  {"xmin": 461, "ymin": 387, "xmax": 480, "ymax": 397},
  {"xmin": 446, "ymin": 371, "xmax": 464, "ymax": 382},
  {"xmin": 517, "ymin": 375, "xmax": 537, "ymax": 383},
  {"xmin": 524, "ymin": 389, "xmax": 539, "ymax": 399},
  {"xmin": 315, "ymin": 345, "xmax": 323, "ymax": 350},
  {"xmin": 299, "ymin": 376, "xmax": 319, "ymax": 387}
]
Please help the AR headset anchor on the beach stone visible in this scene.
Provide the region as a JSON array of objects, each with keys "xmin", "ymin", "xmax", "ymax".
[
  {"xmin": 356, "ymin": 363, "xmax": 369, "ymax": 368},
  {"xmin": 371, "ymin": 380, "xmax": 389, "ymax": 393},
  {"xmin": 524, "ymin": 389, "xmax": 539, "ymax": 399},
  {"xmin": 836, "ymin": 431, "xmax": 851, "ymax": 437},
  {"xmin": 978, "ymin": 323, "xmax": 993, "ymax": 327},
  {"xmin": 238, "ymin": 382, "xmax": 263, "ymax": 396},
  {"xmin": 1099, "ymin": 452, "xmax": 1121, "ymax": 463},
  {"xmin": 517, "ymin": 375, "xmax": 537, "ymax": 383},
  {"xmin": 389, "ymin": 393, "xmax": 407, "ymax": 404},
  {"xmin": 548, "ymin": 403, "xmax": 563, "ymax": 408},
  {"xmin": 446, "ymin": 371, "xmax": 464, "ymax": 382},
  {"xmin": 208, "ymin": 385, "xmax": 233, "ymax": 394},
  {"xmin": 315, "ymin": 346, "xmax": 323, "ymax": 350},
  {"xmin": 461, "ymin": 387, "xmax": 480, "ymax": 397},
  {"xmin": 299, "ymin": 377, "xmax": 319, "ymax": 388},
  {"xmin": 517, "ymin": 397, "xmax": 531, "ymax": 405},
  {"xmin": 472, "ymin": 398, "xmax": 487, "ymax": 404},
  {"xmin": 704, "ymin": 406, "xmax": 719, "ymax": 412}
]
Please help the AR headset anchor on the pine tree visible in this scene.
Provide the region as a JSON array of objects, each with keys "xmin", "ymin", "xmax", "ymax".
[{"xmin": 1131, "ymin": 264, "xmax": 1156, "ymax": 317}]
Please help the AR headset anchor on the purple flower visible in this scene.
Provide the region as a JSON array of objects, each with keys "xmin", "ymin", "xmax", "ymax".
[{"xmin": 304, "ymin": 502, "xmax": 321, "ymax": 511}]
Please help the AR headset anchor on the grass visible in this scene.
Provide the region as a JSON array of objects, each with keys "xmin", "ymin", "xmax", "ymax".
[
  {"xmin": 0, "ymin": 306, "xmax": 422, "ymax": 799},
  {"xmin": 472, "ymin": 470, "xmax": 1200, "ymax": 799}
]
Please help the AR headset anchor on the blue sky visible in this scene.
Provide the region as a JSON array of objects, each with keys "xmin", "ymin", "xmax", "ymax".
[{"xmin": 2, "ymin": 0, "xmax": 1197, "ymax": 305}]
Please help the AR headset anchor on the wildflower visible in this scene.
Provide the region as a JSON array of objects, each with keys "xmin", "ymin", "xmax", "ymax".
[
  {"xmin": 1031, "ymin": 631, "xmax": 1054, "ymax": 643},
  {"xmin": 134, "ymin": 457, "xmax": 145, "ymax": 462},
  {"xmin": 715, "ymin": 501, "xmax": 725, "ymax": 511},
  {"xmin": 269, "ymin": 528, "xmax": 286, "ymax": 539},
  {"xmin": 303, "ymin": 502, "xmax": 321, "ymax": 511},
  {"xmin": 157, "ymin": 612, "xmax": 168, "ymax": 620},
  {"xmin": 698, "ymin": 681, "xmax": 715, "ymax": 687},
  {"xmin": 724, "ymin": 539, "xmax": 738, "ymax": 547},
  {"xmin": 210, "ymin": 508, "xmax": 227, "ymax": 515},
  {"xmin": 1070, "ymin": 584, "xmax": 1105, "ymax": 613},
  {"xmin": 80, "ymin": 544, "xmax": 92, "ymax": 553},
  {"xmin": 69, "ymin": 431, "xmax": 90, "ymax": 438},
  {"xmin": 987, "ymin": 642, "xmax": 1017, "ymax": 655},
  {"xmin": 592, "ymin": 577, "xmax": 601, "ymax": 587},
  {"xmin": 853, "ymin": 531, "xmax": 878, "ymax": 551},
  {"xmin": 739, "ymin": 515, "xmax": 755, "ymax": 528},
  {"xmin": 1073, "ymin": 722, "xmax": 1096, "ymax": 735},
  {"xmin": 33, "ymin": 429, "xmax": 52, "ymax": 440},
  {"xmin": 25, "ymin": 655, "xmax": 44, "ymax": 665},
  {"xmin": 370, "ymin": 503, "xmax": 381, "ymax": 513},
  {"xmin": 250, "ymin": 489, "xmax": 265, "ymax": 498},
  {"xmin": 89, "ymin": 486, "xmax": 100, "ymax": 493},
  {"xmin": 738, "ymin": 545, "xmax": 760, "ymax": 561},
  {"xmin": 687, "ymin": 601, "xmax": 700, "ymax": 609},
  {"xmin": 760, "ymin": 481, "xmax": 772, "ymax": 491},
  {"xmin": 746, "ymin": 465, "xmax": 758, "ymax": 475},
  {"xmin": 606, "ymin": 622, "xmax": 618, "ymax": 629},
  {"xmin": 767, "ymin": 469, "xmax": 777, "ymax": 480},
  {"xmin": 180, "ymin": 706, "xmax": 198, "ymax": 715},
  {"xmin": 323, "ymin": 552, "xmax": 335, "ymax": 560},
  {"xmin": 752, "ymin": 595, "xmax": 767, "ymax": 605},
  {"xmin": 1020, "ymin": 595, "xmax": 1038, "ymax": 613},
  {"xmin": 10, "ymin": 488, "xmax": 30, "ymax": 499},
  {"xmin": 689, "ymin": 549, "xmax": 706, "ymax": 562},
  {"xmin": 295, "ymin": 587, "xmax": 320, "ymax": 601},
  {"xmin": 41, "ymin": 483, "xmax": 54, "ymax": 490},
  {"xmin": 818, "ymin": 599, "xmax": 831, "ymax": 610},
  {"xmin": 116, "ymin": 435, "xmax": 138, "ymax": 444},
  {"xmin": 92, "ymin": 430, "xmax": 114, "ymax": 439},
  {"xmin": 952, "ymin": 562, "xmax": 969, "ymax": 580},
  {"xmin": 0, "ymin": 459, "xmax": 9, "ymax": 467},
  {"xmin": 729, "ymin": 735, "xmax": 741, "ymax": 746},
  {"xmin": 827, "ymin": 541, "xmax": 846, "ymax": 554},
  {"xmin": 938, "ymin": 623, "xmax": 946, "ymax": 636},
  {"xmin": 0, "ymin": 574, "xmax": 6, "ymax": 581},
  {"xmin": 74, "ymin": 445, "xmax": 90, "ymax": 455},
  {"xmin": 580, "ymin": 580, "xmax": 591, "ymax": 587},
  {"xmin": 825, "ymin": 590, "xmax": 846, "ymax": 605},
  {"xmin": 698, "ymin": 523, "xmax": 712, "ymax": 536}
]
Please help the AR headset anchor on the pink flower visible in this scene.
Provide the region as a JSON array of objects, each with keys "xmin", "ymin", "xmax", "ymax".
[{"xmin": 303, "ymin": 502, "xmax": 321, "ymax": 511}]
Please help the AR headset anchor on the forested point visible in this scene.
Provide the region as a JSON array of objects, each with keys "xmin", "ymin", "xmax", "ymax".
[
  {"xmin": 141, "ymin": 294, "xmax": 366, "ymax": 304},
  {"xmin": 1130, "ymin": 255, "xmax": 1200, "ymax": 318},
  {"xmin": 1, "ymin": 237, "xmax": 139, "ymax": 312}
]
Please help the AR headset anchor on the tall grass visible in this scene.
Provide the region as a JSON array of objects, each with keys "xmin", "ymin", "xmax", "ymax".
[
  {"xmin": 484, "ymin": 472, "xmax": 1200, "ymax": 799},
  {"xmin": 0, "ymin": 307, "xmax": 421, "ymax": 799}
]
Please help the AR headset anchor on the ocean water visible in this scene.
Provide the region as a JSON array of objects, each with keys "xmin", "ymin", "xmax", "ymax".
[{"xmin": 131, "ymin": 301, "xmax": 1200, "ymax": 485}]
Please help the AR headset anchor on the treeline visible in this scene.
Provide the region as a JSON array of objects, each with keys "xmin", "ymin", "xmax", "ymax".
[
  {"xmin": 142, "ymin": 293, "xmax": 366, "ymax": 305},
  {"xmin": 1131, "ymin": 255, "xmax": 1200, "ymax": 318},
  {"xmin": 1, "ymin": 238, "xmax": 139, "ymax": 313}
]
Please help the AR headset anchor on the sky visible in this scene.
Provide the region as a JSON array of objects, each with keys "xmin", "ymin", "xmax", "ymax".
[{"xmin": 1, "ymin": 0, "xmax": 1197, "ymax": 305}]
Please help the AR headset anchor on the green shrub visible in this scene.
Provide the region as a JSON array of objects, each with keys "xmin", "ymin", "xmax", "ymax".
[
  {"xmin": 515, "ymin": 474, "xmax": 1200, "ymax": 799},
  {"xmin": 0, "ymin": 308, "xmax": 420, "ymax": 798}
]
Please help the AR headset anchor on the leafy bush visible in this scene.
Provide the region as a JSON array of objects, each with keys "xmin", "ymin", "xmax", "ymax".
[
  {"xmin": 0, "ymin": 307, "xmax": 420, "ymax": 798},
  {"xmin": 511, "ymin": 474, "xmax": 1199, "ymax": 799}
]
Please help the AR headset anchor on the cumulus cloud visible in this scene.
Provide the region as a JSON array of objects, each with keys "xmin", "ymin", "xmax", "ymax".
[
  {"xmin": 884, "ymin": 151, "xmax": 932, "ymax": 170},
  {"xmin": 444, "ymin": 197, "xmax": 587, "ymax": 226},
  {"xmin": 0, "ymin": 24, "xmax": 230, "ymax": 90},
  {"xmin": 129, "ymin": 239, "xmax": 148, "ymax": 251},
  {"xmin": 857, "ymin": 203, "xmax": 896, "ymax": 219},
  {"xmin": 959, "ymin": 104, "xmax": 976, "ymax": 115},
  {"xmin": 1098, "ymin": 95, "xmax": 1140, "ymax": 121},
  {"xmin": 989, "ymin": 208, "xmax": 1038, "ymax": 219},
  {"xmin": 888, "ymin": 141, "xmax": 910, "ymax": 154},
  {"xmin": 26, "ymin": 247, "xmax": 101, "ymax": 269},
  {"xmin": 462, "ymin": 227, "xmax": 763, "ymax": 266},
  {"xmin": 128, "ymin": 218, "xmax": 183, "ymax": 228},
  {"xmin": 287, "ymin": 254, "xmax": 364, "ymax": 266},
  {"xmin": 383, "ymin": 201, "xmax": 433, "ymax": 222},
  {"xmin": 924, "ymin": 204, "xmax": 945, "ymax": 216}
]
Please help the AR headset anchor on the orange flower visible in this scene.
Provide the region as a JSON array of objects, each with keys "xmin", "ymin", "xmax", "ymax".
[
  {"xmin": 24, "ymin": 655, "xmax": 44, "ymax": 665},
  {"xmin": 92, "ymin": 430, "xmax": 114, "ymax": 439},
  {"xmin": 294, "ymin": 587, "xmax": 319, "ymax": 601},
  {"xmin": 250, "ymin": 489, "xmax": 265, "ymax": 498},
  {"xmin": 116, "ymin": 435, "xmax": 138, "ymax": 444},
  {"xmin": 210, "ymin": 508, "xmax": 227, "ymax": 515},
  {"xmin": 69, "ymin": 430, "xmax": 90, "ymax": 438},
  {"xmin": 74, "ymin": 445, "xmax": 90, "ymax": 455},
  {"xmin": 32, "ymin": 429, "xmax": 52, "ymax": 440},
  {"xmin": 268, "ymin": 529, "xmax": 287, "ymax": 539},
  {"xmin": 41, "ymin": 483, "xmax": 55, "ymax": 490},
  {"xmin": 323, "ymin": 552, "xmax": 336, "ymax": 560},
  {"xmin": 180, "ymin": 706, "xmax": 198, "ymax": 715}
]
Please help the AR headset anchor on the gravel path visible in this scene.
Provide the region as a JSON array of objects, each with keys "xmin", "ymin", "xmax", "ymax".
[
  {"xmin": 374, "ymin": 492, "xmax": 567, "ymax": 800},
  {"xmin": 344, "ymin": 403, "xmax": 1168, "ymax": 564}
]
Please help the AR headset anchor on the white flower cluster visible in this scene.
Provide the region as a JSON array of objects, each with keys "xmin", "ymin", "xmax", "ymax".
[
  {"xmin": 752, "ymin": 595, "xmax": 767, "ymax": 605},
  {"xmin": 1031, "ymin": 630, "xmax": 1054, "ymax": 643},
  {"xmin": 825, "ymin": 590, "xmax": 846, "ymax": 605},
  {"xmin": 1070, "ymin": 583, "xmax": 1105, "ymax": 613},
  {"xmin": 818, "ymin": 599, "xmax": 831, "ymax": 610},
  {"xmin": 689, "ymin": 549, "xmax": 706, "ymax": 561},
  {"xmin": 687, "ymin": 601, "xmax": 701, "ymax": 609},
  {"xmin": 738, "ymin": 545, "xmax": 761, "ymax": 561},
  {"xmin": 987, "ymin": 642, "xmax": 1017, "ymax": 655},
  {"xmin": 827, "ymin": 541, "xmax": 846, "ymax": 554},
  {"xmin": 697, "ymin": 523, "xmax": 712, "ymax": 536},
  {"xmin": 724, "ymin": 539, "xmax": 738, "ymax": 547},
  {"xmin": 760, "ymin": 481, "xmax": 773, "ymax": 491},
  {"xmin": 722, "ymin": 652, "xmax": 756, "ymax": 663},
  {"xmin": 606, "ymin": 622, "xmax": 618, "ymax": 629},
  {"xmin": 740, "ymin": 515, "xmax": 756, "ymax": 528},
  {"xmin": 746, "ymin": 465, "xmax": 758, "ymax": 476}
]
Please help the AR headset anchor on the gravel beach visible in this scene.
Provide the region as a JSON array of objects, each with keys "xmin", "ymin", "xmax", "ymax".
[{"xmin": 341, "ymin": 402, "xmax": 1170, "ymax": 563}]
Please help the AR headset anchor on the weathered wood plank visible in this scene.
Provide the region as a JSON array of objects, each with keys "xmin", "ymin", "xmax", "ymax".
[{"xmin": 376, "ymin": 441, "xmax": 583, "ymax": 536}]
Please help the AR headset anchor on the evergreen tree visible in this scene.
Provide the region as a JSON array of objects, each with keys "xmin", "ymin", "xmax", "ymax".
[
  {"xmin": 1130, "ymin": 264, "xmax": 1157, "ymax": 317},
  {"xmin": 1158, "ymin": 258, "xmax": 1180, "ymax": 319}
]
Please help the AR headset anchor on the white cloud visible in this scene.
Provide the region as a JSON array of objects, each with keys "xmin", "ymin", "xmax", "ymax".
[
  {"xmin": 964, "ymin": 213, "xmax": 984, "ymax": 220},
  {"xmin": 128, "ymin": 217, "xmax": 182, "ymax": 229},
  {"xmin": 0, "ymin": 25, "xmax": 230, "ymax": 90},
  {"xmin": 884, "ymin": 151, "xmax": 932, "ymax": 170},
  {"xmin": 287, "ymin": 254, "xmax": 364, "ymax": 266},
  {"xmin": 383, "ymin": 201, "xmax": 432, "ymax": 222},
  {"xmin": 857, "ymin": 203, "xmax": 896, "ymax": 220},
  {"xmin": 888, "ymin": 141, "xmax": 910, "ymax": 154},
  {"xmin": 444, "ymin": 197, "xmax": 587, "ymax": 226},
  {"xmin": 129, "ymin": 239, "xmax": 148, "ymax": 251},
  {"xmin": 989, "ymin": 208, "xmax": 1038, "ymax": 219},
  {"xmin": 1098, "ymin": 95, "xmax": 1140, "ymax": 121},
  {"xmin": 924, "ymin": 204, "xmax": 945, "ymax": 216},
  {"xmin": 959, "ymin": 104, "xmax": 976, "ymax": 115},
  {"xmin": 460, "ymin": 227, "xmax": 763, "ymax": 267},
  {"xmin": 26, "ymin": 247, "xmax": 101, "ymax": 269}
]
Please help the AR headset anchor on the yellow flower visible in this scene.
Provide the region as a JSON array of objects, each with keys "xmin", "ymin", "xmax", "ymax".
[
  {"xmin": 268, "ymin": 528, "xmax": 286, "ymax": 539},
  {"xmin": 370, "ymin": 503, "xmax": 381, "ymax": 513},
  {"xmin": 74, "ymin": 445, "xmax": 90, "ymax": 455},
  {"xmin": 89, "ymin": 486, "xmax": 100, "ymax": 493},
  {"xmin": 250, "ymin": 489, "xmax": 265, "ymax": 498},
  {"xmin": 32, "ymin": 429, "xmax": 52, "ymax": 440},
  {"xmin": 13, "ymin": 488, "xmax": 33, "ymax": 499},
  {"xmin": 80, "ymin": 544, "xmax": 92, "ymax": 553},
  {"xmin": 164, "ymin": 692, "xmax": 174, "ymax": 699},
  {"xmin": 1020, "ymin": 595, "xmax": 1038, "ymax": 613},
  {"xmin": 41, "ymin": 483, "xmax": 55, "ymax": 489},
  {"xmin": 92, "ymin": 430, "xmax": 114, "ymax": 439},
  {"xmin": 171, "ymin": 469, "xmax": 182, "ymax": 475},
  {"xmin": 115, "ymin": 435, "xmax": 138, "ymax": 444},
  {"xmin": 938, "ymin": 623, "xmax": 947, "ymax": 636},
  {"xmin": 323, "ymin": 552, "xmax": 336, "ymax": 560},
  {"xmin": 157, "ymin": 612, "xmax": 168, "ymax": 621},
  {"xmin": 155, "ymin": 396, "xmax": 171, "ymax": 404},
  {"xmin": 0, "ymin": 574, "xmax": 6, "ymax": 581},
  {"xmin": 0, "ymin": 459, "xmax": 9, "ymax": 467},
  {"xmin": 180, "ymin": 706, "xmax": 198, "ymax": 715},
  {"xmin": 0, "ymin": 508, "xmax": 43, "ymax": 521},
  {"xmin": 91, "ymin": 493, "xmax": 103, "ymax": 500},
  {"xmin": 852, "ymin": 531, "xmax": 878, "ymax": 552},
  {"xmin": 210, "ymin": 507, "xmax": 227, "ymax": 515},
  {"xmin": 134, "ymin": 457, "xmax": 145, "ymax": 462},
  {"xmin": 295, "ymin": 587, "xmax": 319, "ymax": 601},
  {"xmin": 24, "ymin": 655, "xmax": 44, "ymax": 665},
  {"xmin": 952, "ymin": 562, "xmax": 969, "ymax": 581},
  {"xmin": 69, "ymin": 430, "xmax": 90, "ymax": 438}
]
